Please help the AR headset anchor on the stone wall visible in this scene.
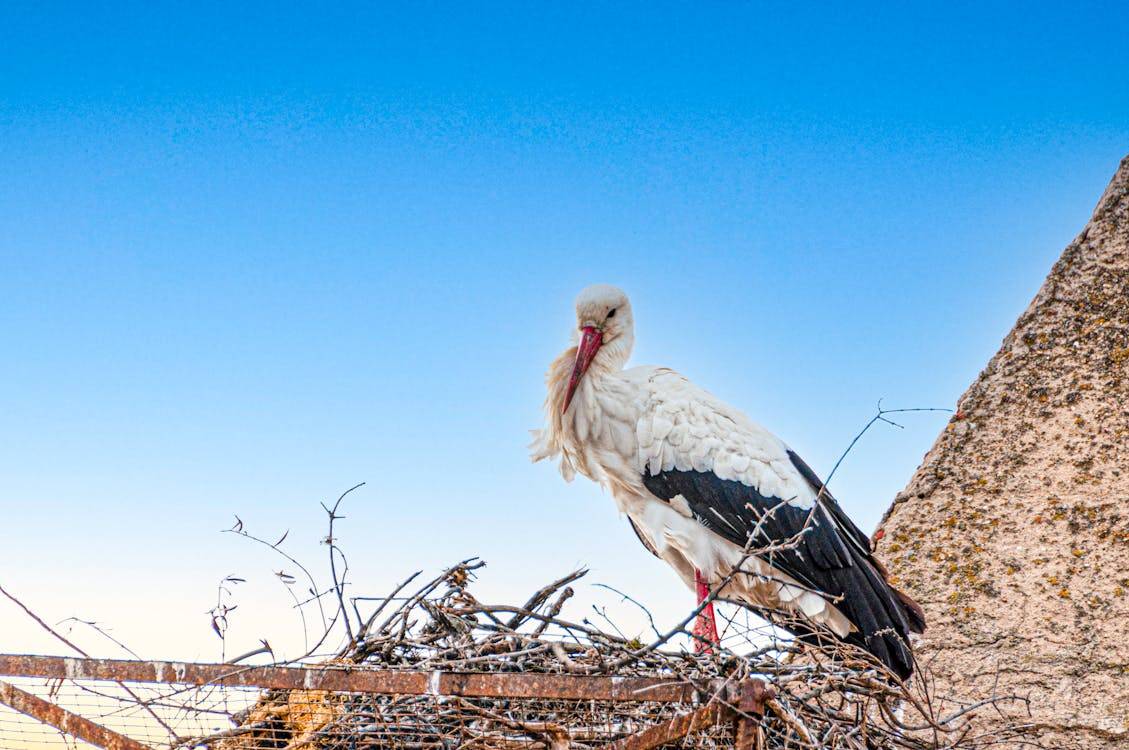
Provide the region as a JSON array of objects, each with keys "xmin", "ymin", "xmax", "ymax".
[{"xmin": 877, "ymin": 156, "xmax": 1129, "ymax": 749}]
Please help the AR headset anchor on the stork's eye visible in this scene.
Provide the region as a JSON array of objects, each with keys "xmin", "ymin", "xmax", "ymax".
[{"xmin": 607, "ymin": 308, "xmax": 617, "ymax": 319}]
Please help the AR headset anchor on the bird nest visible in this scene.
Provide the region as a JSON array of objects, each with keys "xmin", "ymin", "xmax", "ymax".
[{"xmin": 195, "ymin": 559, "xmax": 1028, "ymax": 750}]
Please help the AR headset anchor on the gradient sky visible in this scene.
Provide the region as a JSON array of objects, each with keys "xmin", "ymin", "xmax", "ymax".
[{"xmin": 2, "ymin": 3, "xmax": 1128, "ymax": 662}]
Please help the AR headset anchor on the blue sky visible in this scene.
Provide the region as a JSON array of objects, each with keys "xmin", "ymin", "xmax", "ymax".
[{"xmin": 2, "ymin": 3, "xmax": 1127, "ymax": 660}]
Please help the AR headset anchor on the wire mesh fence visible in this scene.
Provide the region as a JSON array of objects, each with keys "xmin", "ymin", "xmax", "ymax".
[{"xmin": 0, "ymin": 673, "xmax": 260, "ymax": 749}]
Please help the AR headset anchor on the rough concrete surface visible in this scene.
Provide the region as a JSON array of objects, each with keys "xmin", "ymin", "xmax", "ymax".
[{"xmin": 876, "ymin": 155, "xmax": 1129, "ymax": 749}]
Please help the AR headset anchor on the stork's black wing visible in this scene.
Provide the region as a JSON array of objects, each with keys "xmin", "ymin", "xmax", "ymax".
[{"xmin": 642, "ymin": 451, "xmax": 923, "ymax": 679}]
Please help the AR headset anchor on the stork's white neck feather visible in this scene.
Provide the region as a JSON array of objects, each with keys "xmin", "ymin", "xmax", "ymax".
[{"xmin": 530, "ymin": 329, "xmax": 639, "ymax": 491}]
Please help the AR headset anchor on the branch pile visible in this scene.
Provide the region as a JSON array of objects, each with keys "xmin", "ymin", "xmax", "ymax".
[{"xmin": 200, "ymin": 559, "xmax": 1030, "ymax": 750}]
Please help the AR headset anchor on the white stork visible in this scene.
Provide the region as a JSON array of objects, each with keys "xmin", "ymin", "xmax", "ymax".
[{"xmin": 530, "ymin": 284, "xmax": 925, "ymax": 678}]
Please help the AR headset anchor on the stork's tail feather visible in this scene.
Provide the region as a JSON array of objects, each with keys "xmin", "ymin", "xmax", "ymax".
[
  {"xmin": 825, "ymin": 542, "xmax": 925, "ymax": 680},
  {"xmin": 766, "ymin": 575, "xmax": 920, "ymax": 680},
  {"xmin": 845, "ymin": 628, "xmax": 916, "ymax": 681}
]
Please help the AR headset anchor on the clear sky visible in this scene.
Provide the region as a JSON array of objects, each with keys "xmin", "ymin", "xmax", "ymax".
[{"xmin": 2, "ymin": 3, "xmax": 1127, "ymax": 662}]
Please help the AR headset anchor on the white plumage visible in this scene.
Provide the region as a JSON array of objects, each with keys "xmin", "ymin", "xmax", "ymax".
[
  {"xmin": 532, "ymin": 357, "xmax": 851, "ymax": 636},
  {"xmin": 531, "ymin": 284, "xmax": 923, "ymax": 677}
]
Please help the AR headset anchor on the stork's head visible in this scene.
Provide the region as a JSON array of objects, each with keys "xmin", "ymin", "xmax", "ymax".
[{"xmin": 562, "ymin": 284, "xmax": 634, "ymax": 413}]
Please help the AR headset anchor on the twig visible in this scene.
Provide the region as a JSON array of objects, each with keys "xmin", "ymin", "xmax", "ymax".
[{"xmin": 321, "ymin": 482, "xmax": 365, "ymax": 643}]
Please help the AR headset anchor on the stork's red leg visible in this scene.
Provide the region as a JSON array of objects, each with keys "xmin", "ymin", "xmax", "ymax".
[{"xmin": 692, "ymin": 569, "xmax": 720, "ymax": 654}]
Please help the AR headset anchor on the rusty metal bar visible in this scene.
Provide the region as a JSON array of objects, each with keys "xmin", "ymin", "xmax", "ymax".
[
  {"xmin": 0, "ymin": 678, "xmax": 153, "ymax": 750},
  {"xmin": 597, "ymin": 701, "xmax": 733, "ymax": 750},
  {"xmin": 732, "ymin": 680, "xmax": 772, "ymax": 750},
  {"xmin": 0, "ymin": 654, "xmax": 694, "ymax": 703},
  {"xmin": 596, "ymin": 679, "xmax": 769, "ymax": 750}
]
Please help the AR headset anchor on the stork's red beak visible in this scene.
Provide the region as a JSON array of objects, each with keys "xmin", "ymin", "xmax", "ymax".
[{"xmin": 562, "ymin": 326, "xmax": 602, "ymax": 414}]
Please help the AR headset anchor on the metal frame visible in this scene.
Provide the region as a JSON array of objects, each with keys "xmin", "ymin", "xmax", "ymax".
[
  {"xmin": 0, "ymin": 678, "xmax": 151, "ymax": 750},
  {"xmin": 0, "ymin": 653, "xmax": 768, "ymax": 750}
]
